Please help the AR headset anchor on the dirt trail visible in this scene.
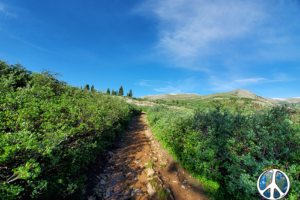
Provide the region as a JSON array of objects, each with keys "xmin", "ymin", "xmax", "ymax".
[
  {"xmin": 77, "ymin": 112, "xmax": 210, "ymax": 200},
  {"xmin": 56, "ymin": 111, "xmax": 211, "ymax": 200}
]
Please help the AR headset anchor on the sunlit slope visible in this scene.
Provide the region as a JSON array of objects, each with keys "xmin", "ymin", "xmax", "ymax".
[
  {"xmin": 140, "ymin": 93, "xmax": 201, "ymax": 100},
  {"xmin": 141, "ymin": 89, "xmax": 277, "ymax": 105},
  {"xmin": 266, "ymin": 97, "xmax": 300, "ymax": 106}
]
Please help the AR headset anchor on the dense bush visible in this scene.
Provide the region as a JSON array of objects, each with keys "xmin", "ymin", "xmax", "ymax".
[
  {"xmin": 147, "ymin": 104, "xmax": 300, "ymax": 199},
  {"xmin": 0, "ymin": 61, "xmax": 142, "ymax": 199}
]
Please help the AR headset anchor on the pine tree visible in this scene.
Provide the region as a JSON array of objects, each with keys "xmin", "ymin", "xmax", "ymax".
[
  {"xmin": 111, "ymin": 89, "xmax": 114, "ymax": 95},
  {"xmin": 91, "ymin": 85, "xmax": 94, "ymax": 91},
  {"xmin": 129, "ymin": 89, "xmax": 133, "ymax": 97},
  {"xmin": 85, "ymin": 84, "xmax": 90, "ymax": 91},
  {"xmin": 119, "ymin": 86, "xmax": 124, "ymax": 96},
  {"xmin": 126, "ymin": 93, "xmax": 129, "ymax": 97},
  {"xmin": 106, "ymin": 88, "xmax": 110, "ymax": 95},
  {"xmin": 80, "ymin": 86, "xmax": 83, "ymax": 89}
]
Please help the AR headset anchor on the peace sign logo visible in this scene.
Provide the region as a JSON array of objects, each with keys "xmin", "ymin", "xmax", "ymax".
[{"xmin": 257, "ymin": 169, "xmax": 290, "ymax": 200}]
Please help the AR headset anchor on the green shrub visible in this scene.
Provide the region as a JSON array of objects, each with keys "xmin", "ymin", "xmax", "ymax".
[
  {"xmin": 147, "ymin": 104, "xmax": 300, "ymax": 199},
  {"xmin": 0, "ymin": 61, "xmax": 142, "ymax": 199}
]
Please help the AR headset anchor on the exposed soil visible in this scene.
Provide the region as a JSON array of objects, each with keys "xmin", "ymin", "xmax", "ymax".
[{"xmin": 56, "ymin": 112, "xmax": 211, "ymax": 200}]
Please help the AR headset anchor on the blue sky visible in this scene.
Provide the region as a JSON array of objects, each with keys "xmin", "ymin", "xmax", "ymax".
[{"xmin": 1, "ymin": 0, "xmax": 299, "ymax": 98}]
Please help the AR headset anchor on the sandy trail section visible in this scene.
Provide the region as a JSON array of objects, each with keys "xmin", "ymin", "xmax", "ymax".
[{"xmin": 83, "ymin": 112, "xmax": 211, "ymax": 200}]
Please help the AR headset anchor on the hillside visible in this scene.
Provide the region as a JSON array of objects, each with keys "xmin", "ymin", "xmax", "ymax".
[
  {"xmin": 140, "ymin": 93, "xmax": 201, "ymax": 100},
  {"xmin": 266, "ymin": 97, "xmax": 300, "ymax": 106},
  {"xmin": 141, "ymin": 89, "xmax": 277, "ymax": 106}
]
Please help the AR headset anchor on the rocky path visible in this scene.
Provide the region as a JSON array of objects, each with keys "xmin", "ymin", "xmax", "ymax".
[{"xmin": 74, "ymin": 112, "xmax": 210, "ymax": 200}]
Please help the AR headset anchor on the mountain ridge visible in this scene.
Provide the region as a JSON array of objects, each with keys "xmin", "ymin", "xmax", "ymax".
[{"xmin": 140, "ymin": 89, "xmax": 300, "ymax": 106}]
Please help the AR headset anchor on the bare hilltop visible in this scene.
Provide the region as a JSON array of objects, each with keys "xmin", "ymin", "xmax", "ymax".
[{"xmin": 140, "ymin": 89, "xmax": 300, "ymax": 106}]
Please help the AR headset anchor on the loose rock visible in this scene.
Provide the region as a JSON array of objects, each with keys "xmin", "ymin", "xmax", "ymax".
[
  {"xmin": 108, "ymin": 151, "xmax": 115, "ymax": 157},
  {"xmin": 146, "ymin": 182, "xmax": 156, "ymax": 196},
  {"xmin": 131, "ymin": 188, "xmax": 143, "ymax": 195},
  {"xmin": 147, "ymin": 168, "xmax": 155, "ymax": 176},
  {"xmin": 87, "ymin": 196, "xmax": 96, "ymax": 200},
  {"xmin": 105, "ymin": 189, "xmax": 110, "ymax": 198}
]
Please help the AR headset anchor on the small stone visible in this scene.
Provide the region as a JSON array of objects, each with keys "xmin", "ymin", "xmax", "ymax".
[
  {"xmin": 153, "ymin": 157, "xmax": 158, "ymax": 162},
  {"xmin": 100, "ymin": 180, "xmax": 106, "ymax": 185},
  {"xmin": 146, "ymin": 182, "xmax": 156, "ymax": 196},
  {"xmin": 173, "ymin": 181, "xmax": 177, "ymax": 183},
  {"xmin": 124, "ymin": 195, "xmax": 131, "ymax": 199},
  {"xmin": 108, "ymin": 151, "xmax": 115, "ymax": 157},
  {"xmin": 165, "ymin": 188, "xmax": 175, "ymax": 200},
  {"xmin": 126, "ymin": 172, "xmax": 132, "ymax": 178},
  {"xmin": 135, "ymin": 160, "xmax": 141, "ymax": 163},
  {"xmin": 131, "ymin": 188, "xmax": 143, "ymax": 195},
  {"xmin": 182, "ymin": 185, "xmax": 185, "ymax": 189},
  {"xmin": 124, "ymin": 189, "xmax": 131, "ymax": 196},
  {"xmin": 134, "ymin": 177, "xmax": 139, "ymax": 181},
  {"xmin": 88, "ymin": 196, "xmax": 96, "ymax": 200},
  {"xmin": 105, "ymin": 189, "xmax": 110, "ymax": 198},
  {"xmin": 147, "ymin": 168, "xmax": 155, "ymax": 176}
]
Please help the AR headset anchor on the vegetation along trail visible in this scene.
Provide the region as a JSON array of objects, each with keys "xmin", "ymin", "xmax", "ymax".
[{"xmin": 81, "ymin": 112, "xmax": 210, "ymax": 200}]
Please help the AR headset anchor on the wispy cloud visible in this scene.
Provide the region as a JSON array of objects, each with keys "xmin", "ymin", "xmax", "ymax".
[
  {"xmin": 154, "ymin": 86, "xmax": 181, "ymax": 93},
  {"xmin": 136, "ymin": 0, "xmax": 300, "ymax": 70},
  {"xmin": 137, "ymin": 76, "xmax": 198, "ymax": 93},
  {"xmin": 235, "ymin": 78, "xmax": 266, "ymax": 83},
  {"xmin": 9, "ymin": 35, "xmax": 56, "ymax": 54},
  {"xmin": 136, "ymin": 80, "xmax": 152, "ymax": 87},
  {"xmin": 0, "ymin": 3, "xmax": 17, "ymax": 18},
  {"xmin": 210, "ymin": 76, "xmax": 286, "ymax": 91}
]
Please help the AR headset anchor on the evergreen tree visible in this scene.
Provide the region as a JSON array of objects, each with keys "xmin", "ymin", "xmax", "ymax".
[
  {"xmin": 80, "ymin": 86, "xmax": 83, "ymax": 89},
  {"xmin": 106, "ymin": 88, "xmax": 110, "ymax": 95},
  {"xmin": 111, "ymin": 89, "xmax": 114, "ymax": 95},
  {"xmin": 129, "ymin": 89, "xmax": 133, "ymax": 97},
  {"xmin": 85, "ymin": 84, "xmax": 90, "ymax": 91},
  {"xmin": 126, "ymin": 92, "xmax": 129, "ymax": 97},
  {"xmin": 91, "ymin": 85, "xmax": 94, "ymax": 91},
  {"xmin": 119, "ymin": 86, "xmax": 124, "ymax": 96}
]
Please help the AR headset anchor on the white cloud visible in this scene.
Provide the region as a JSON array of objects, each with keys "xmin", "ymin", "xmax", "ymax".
[
  {"xmin": 210, "ymin": 76, "xmax": 284, "ymax": 91},
  {"xmin": 8, "ymin": 35, "xmax": 56, "ymax": 54},
  {"xmin": 136, "ymin": 0, "xmax": 300, "ymax": 70},
  {"xmin": 154, "ymin": 86, "xmax": 181, "ymax": 93},
  {"xmin": 136, "ymin": 76, "xmax": 198, "ymax": 93},
  {"xmin": 0, "ymin": 3, "xmax": 17, "ymax": 18},
  {"xmin": 136, "ymin": 80, "xmax": 151, "ymax": 87},
  {"xmin": 235, "ymin": 78, "xmax": 266, "ymax": 83}
]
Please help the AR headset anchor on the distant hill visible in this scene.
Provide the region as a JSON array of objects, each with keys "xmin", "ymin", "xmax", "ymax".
[
  {"xmin": 140, "ymin": 93, "xmax": 201, "ymax": 100},
  {"xmin": 140, "ymin": 89, "xmax": 285, "ymax": 106},
  {"xmin": 266, "ymin": 97, "xmax": 300, "ymax": 106}
]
